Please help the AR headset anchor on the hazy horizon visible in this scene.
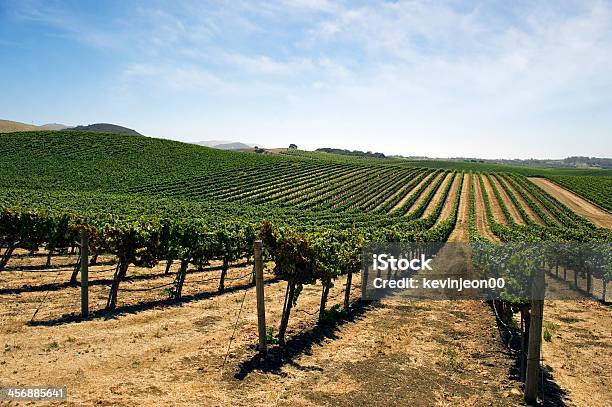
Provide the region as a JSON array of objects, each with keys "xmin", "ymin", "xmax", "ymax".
[{"xmin": 1, "ymin": 0, "xmax": 611, "ymax": 159}]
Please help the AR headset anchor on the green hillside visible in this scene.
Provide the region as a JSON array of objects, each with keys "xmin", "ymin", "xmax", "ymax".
[
  {"xmin": 0, "ymin": 131, "xmax": 284, "ymax": 192},
  {"xmin": 1, "ymin": 131, "xmax": 610, "ymax": 221},
  {"xmin": 0, "ymin": 131, "xmax": 444, "ymax": 232}
]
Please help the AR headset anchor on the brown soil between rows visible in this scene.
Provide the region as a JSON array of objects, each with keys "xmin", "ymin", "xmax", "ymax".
[
  {"xmin": 448, "ymin": 174, "xmax": 470, "ymax": 242},
  {"xmin": 372, "ymin": 170, "xmax": 425, "ymax": 212},
  {"xmin": 0, "ymin": 253, "xmax": 526, "ymax": 406},
  {"xmin": 391, "ymin": 172, "xmax": 437, "ymax": 212},
  {"xmin": 497, "ymin": 175, "xmax": 545, "ymax": 226},
  {"xmin": 473, "ymin": 174, "xmax": 499, "ymax": 242},
  {"xmin": 506, "ymin": 176, "xmax": 560, "ymax": 226},
  {"xmin": 407, "ymin": 172, "xmax": 446, "ymax": 215},
  {"xmin": 489, "ymin": 175, "xmax": 525, "ymax": 225},
  {"xmin": 528, "ymin": 177, "xmax": 612, "ymax": 229},
  {"xmin": 481, "ymin": 175, "xmax": 507, "ymax": 225},
  {"xmin": 422, "ymin": 172, "xmax": 454, "ymax": 218},
  {"xmin": 435, "ymin": 173, "xmax": 461, "ymax": 225}
]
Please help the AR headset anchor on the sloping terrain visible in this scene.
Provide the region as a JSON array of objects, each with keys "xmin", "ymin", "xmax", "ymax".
[
  {"xmin": 64, "ymin": 123, "xmax": 142, "ymax": 136},
  {"xmin": 529, "ymin": 177, "xmax": 612, "ymax": 229},
  {"xmin": 0, "ymin": 119, "xmax": 39, "ymax": 133},
  {"xmin": 0, "ymin": 131, "xmax": 611, "ymax": 407}
]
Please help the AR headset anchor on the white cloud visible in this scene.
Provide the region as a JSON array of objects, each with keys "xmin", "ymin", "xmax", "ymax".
[
  {"xmin": 122, "ymin": 63, "xmax": 237, "ymax": 95},
  {"xmin": 280, "ymin": 0, "xmax": 338, "ymax": 12},
  {"xmin": 223, "ymin": 54, "xmax": 315, "ymax": 75},
  {"xmin": 6, "ymin": 0, "xmax": 612, "ymax": 157}
]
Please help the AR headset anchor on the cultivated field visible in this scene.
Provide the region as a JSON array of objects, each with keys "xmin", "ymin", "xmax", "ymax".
[{"xmin": 0, "ymin": 131, "xmax": 610, "ymax": 406}]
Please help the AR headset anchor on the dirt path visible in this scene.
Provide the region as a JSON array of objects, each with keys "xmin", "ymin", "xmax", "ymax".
[
  {"xmin": 488, "ymin": 175, "xmax": 525, "ymax": 225},
  {"xmin": 497, "ymin": 176, "xmax": 544, "ymax": 226},
  {"xmin": 422, "ymin": 172, "xmax": 454, "ymax": 219},
  {"xmin": 0, "ymin": 254, "xmax": 525, "ymax": 406},
  {"xmin": 435, "ymin": 173, "xmax": 461, "ymax": 225},
  {"xmin": 529, "ymin": 177, "xmax": 612, "ymax": 229},
  {"xmin": 448, "ymin": 174, "xmax": 470, "ymax": 242},
  {"xmin": 391, "ymin": 172, "xmax": 437, "ymax": 212},
  {"xmin": 543, "ymin": 298, "xmax": 612, "ymax": 407},
  {"xmin": 480, "ymin": 175, "xmax": 507, "ymax": 225},
  {"xmin": 473, "ymin": 174, "xmax": 499, "ymax": 242}
]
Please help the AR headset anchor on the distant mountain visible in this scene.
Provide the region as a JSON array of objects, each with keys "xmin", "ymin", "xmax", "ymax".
[
  {"xmin": 197, "ymin": 140, "xmax": 233, "ymax": 147},
  {"xmin": 214, "ymin": 142, "xmax": 254, "ymax": 150},
  {"xmin": 65, "ymin": 123, "xmax": 142, "ymax": 136},
  {"xmin": 0, "ymin": 119, "xmax": 42, "ymax": 133},
  {"xmin": 1, "ymin": 119, "xmax": 71, "ymax": 133},
  {"xmin": 197, "ymin": 140, "xmax": 256, "ymax": 150},
  {"xmin": 39, "ymin": 123, "xmax": 70, "ymax": 130}
]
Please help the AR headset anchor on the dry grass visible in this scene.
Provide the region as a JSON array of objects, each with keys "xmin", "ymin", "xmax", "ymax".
[
  {"xmin": 0, "ymin": 119, "xmax": 40, "ymax": 133},
  {"xmin": 0, "ymin": 252, "xmax": 527, "ymax": 406}
]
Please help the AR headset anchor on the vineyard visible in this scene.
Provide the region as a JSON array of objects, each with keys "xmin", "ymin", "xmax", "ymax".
[
  {"xmin": 1, "ymin": 131, "xmax": 611, "ymax": 406},
  {"xmin": 547, "ymin": 176, "xmax": 612, "ymax": 212}
]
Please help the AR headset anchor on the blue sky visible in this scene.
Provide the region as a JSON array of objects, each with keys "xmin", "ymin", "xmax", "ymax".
[{"xmin": 1, "ymin": 0, "xmax": 611, "ymax": 158}]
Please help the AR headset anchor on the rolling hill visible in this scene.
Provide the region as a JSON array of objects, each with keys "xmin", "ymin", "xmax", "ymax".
[
  {"xmin": 0, "ymin": 119, "xmax": 71, "ymax": 133},
  {"xmin": 64, "ymin": 123, "xmax": 142, "ymax": 136},
  {"xmin": 197, "ymin": 140, "xmax": 255, "ymax": 150},
  {"xmin": 38, "ymin": 123, "xmax": 70, "ymax": 130},
  {"xmin": 0, "ymin": 119, "xmax": 40, "ymax": 133}
]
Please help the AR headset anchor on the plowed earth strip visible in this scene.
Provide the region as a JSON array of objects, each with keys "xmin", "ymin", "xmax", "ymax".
[
  {"xmin": 528, "ymin": 177, "xmax": 612, "ymax": 229},
  {"xmin": 498, "ymin": 175, "xmax": 545, "ymax": 226},
  {"xmin": 473, "ymin": 174, "xmax": 499, "ymax": 242},
  {"xmin": 422, "ymin": 172, "xmax": 454, "ymax": 219},
  {"xmin": 508, "ymin": 177, "xmax": 561, "ymax": 226},
  {"xmin": 488, "ymin": 175, "xmax": 524, "ymax": 225},
  {"xmin": 435, "ymin": 173, "xmax": 461, "ymax": 225},
  {"xmin": 391, "ymin": 172, "xmax": 436, "ymax": 212},
  {"xmin": 448, "ymin": 174, "xmax": 470, "ymax": 242},
  {"xmin": 406, "ymin": 172, "xmax": 445, "ymax": 215},
  {"xmin": 481, "ymin": 175, "xmax": 507, "ymax": 225}
]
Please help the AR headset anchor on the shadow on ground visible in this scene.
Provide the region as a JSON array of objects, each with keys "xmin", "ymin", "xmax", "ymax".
[
  {"xmin": 234, "ymin": 300, "xmax": 376, "ymax": 380},
  {"xmin": 27, "ymin": 276, "xmax": 278, "ymax": 327},
  {"xmin": 1, "ymin": 261, "xmax": 252, "ymax": 295},
  {"xmin": 491, "ymin": 301, "xmax": 570, "ymax": 407}
]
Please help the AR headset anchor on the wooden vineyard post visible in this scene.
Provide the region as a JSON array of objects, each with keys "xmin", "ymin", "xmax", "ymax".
[
  {"xmin": 254, "ymin": 240, "xmax": 266, "ymax": 356},
  {"xmin": 344, "ymin": 271, "xmax": 352, "ymax": 310},
  {"xmin": 525, "ymin": 268, "xmax": 545, "ymax": 405},
  {"xmin": 80, "ymin": 229, "xmax": 89, "ymax": 318}
]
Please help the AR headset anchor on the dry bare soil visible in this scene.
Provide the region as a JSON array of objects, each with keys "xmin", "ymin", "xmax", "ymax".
[
  {"xmin": 1, "ymin": 253, "xmax": 525, "ymax": 406},
  {"xmin": 528, "ymin": 178, "xmax": 612, "ymax": 229}
]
